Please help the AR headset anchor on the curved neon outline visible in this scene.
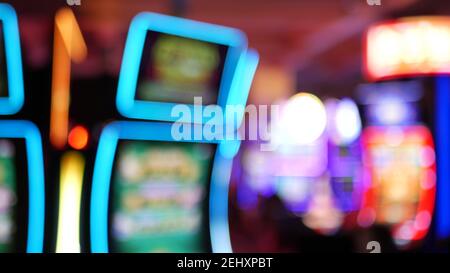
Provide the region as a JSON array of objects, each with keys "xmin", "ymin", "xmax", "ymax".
[
  {"xmin": 0, "ymin": 120, "xmax": 45, "ymax": 253},
  {"xmin": 209, "ymin": 152, "xmax": 233, "ymax": 253},
  {"xmin": 90, "ymin": 121, "xmax": 238, "ymax": 253},
  {"xmin": 0, "ymin": 3, "xmax": 25, "ymax": 115},
  {"xmin": 116, "ymin": 12, "xmax": 249, "ymax": 125},
  {"xmin": 223, "ymin": 49, "xmax": 259, "ymax": 132}
]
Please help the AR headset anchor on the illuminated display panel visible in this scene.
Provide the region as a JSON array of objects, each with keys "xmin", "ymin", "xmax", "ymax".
[
  {"xmin": 136, "ymin": 32, "xmax": 227, "ymax": 105},
  {"xmin": 110, "ymin": 141, "xmax": 215, "ymax": 253},
  {"xmin": 325, "ymin": 98, "xmax": 364, "ymax": 213},
  {"xmin": 271, "ymin": 137, "xmax": 328, "ymax": 178},
  {"xmin": 240, "ymin": 144, "xmax": 276, "ymax": 197},
  {"xmin": 0, "ymin": 22, "xmax": 8, "ymax": 98},
  {"xmin": 328, "ymin": 142, "xmax": 363, "ymax": 213},
  {"xmin": 356, "ymin": 81, "xmax": 424, "ymax": 131},
  {"xmin": 0, "ymin": 138, "xmax": 29, "ymax": 253},
  {"xmin": 239, "ymin": 138, "xmax": 328, "ymax": 213},
  {"xmin": 0, "ymin": 140, "xmax": 16, "ymax": 252},
  {"xmin": 359, "ymin": 126, "xmax": 436, "ymax": 245},
  {"xmin": 273, "ymin": 138, "xmax": 329, "ymax": 213},
  {"xmin": 364, "ymin": 16, "xmax": 450, "ymax": 81},
  {"xmin": 115, "ymin": 12, "xmax": 253, "ymax": 124}
]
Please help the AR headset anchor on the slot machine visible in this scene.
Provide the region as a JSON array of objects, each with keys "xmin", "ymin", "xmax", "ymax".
[
  {"xmin": 325, "ymin": 98, "xmax": 364, "ymax": 228},
  {"xmin": 234, "ymin": 93, "xmax": 329, "ymax": 216},
  {"xmin": 0, "ymin": 3, "xmax": 45, "ymax": 253},
  {"xmin": 271, "ymin": 93, "xmax": 329, "ymax": 221},
  {"xmin": 230, "ymin": 93, "xmax": 364, "ymax": 253},
  {"xmin": 359, "ymin": 16, "xmax": 450, "ymax": 248},
  {"xmin": 275, "ymin": 95, "xmax": 363, "ymax": 234},
  {"xmin": 233, "ymin": 94, "xmax": 364, "ymax": 237},
  {"xmin": 357, "ymin": 81, "xmax": 436, "ymax": 248},
  {"xmin": 230, "ymin": 93, "xmax": 365, "ymax": 252},
  {"xmin": 89, "ymin": 12, "xmax": 259, "ymax": 253}
]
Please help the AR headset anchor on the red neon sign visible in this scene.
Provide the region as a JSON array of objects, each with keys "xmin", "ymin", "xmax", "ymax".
[{"xmin": 364, "ymin": 16, "xmax": 450, "ymax": 81}]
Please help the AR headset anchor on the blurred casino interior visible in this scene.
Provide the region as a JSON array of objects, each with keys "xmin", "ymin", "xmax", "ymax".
[{"xmin": 0, "ymin": 0, "xmax": 450, "ymax": 253}]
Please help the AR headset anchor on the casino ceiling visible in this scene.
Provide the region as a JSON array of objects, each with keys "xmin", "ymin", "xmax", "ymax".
[{"xmin": 3, "ymin": 0, "xmax": 450, "ymax": 98}]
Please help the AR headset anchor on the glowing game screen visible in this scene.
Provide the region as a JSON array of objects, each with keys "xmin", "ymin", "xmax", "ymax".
[
  {"xmin": 135, "ymin": 32, "xmax": 227, "ymax": 105},
  {"xmin": 360, "ymin": 126, "xmax": 436, "ymax": 242},
  {"xmin": 0, "ymin": 140, "xmax": 17, "ymax": 253},
  {"xmin": 110, "ymin": 141, "xmax": 215, "ymax": 253},
  {"xmin": 239, "ymin": 139, "xmax": 328, "ymax": 213},
  {"xmin": 0, "ymin": 23, "xmax": 8, "ymax": 98},
  {"xmin": 328, "ymin": 142, "xmax": 363, "ymax": 212}
]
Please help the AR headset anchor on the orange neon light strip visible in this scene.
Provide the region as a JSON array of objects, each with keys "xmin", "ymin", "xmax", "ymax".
[{"xmin": 50, "ymin": 8, "xmax": 87, "ymax": 149}]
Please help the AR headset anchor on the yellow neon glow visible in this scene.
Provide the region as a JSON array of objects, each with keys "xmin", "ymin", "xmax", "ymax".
[
  {"xmin": 50, "ymin": 8, "xmax": 87, "ymax": 149},
  {"xmin": 366, "ymin": 16, "xmax": 450, "ymax": 80},
  {"xmin": 56, "ymin": 151, "xmax": 85, "ymax": 253}
]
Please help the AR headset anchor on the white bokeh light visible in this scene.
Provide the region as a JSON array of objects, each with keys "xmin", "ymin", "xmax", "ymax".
[
  {"xmin": 274, "ymin": 93, "xmax": 327, "ymax": 146},
  {"xmin": 335, "ymin": 98, "xmax": 362, "ymax": 145}
]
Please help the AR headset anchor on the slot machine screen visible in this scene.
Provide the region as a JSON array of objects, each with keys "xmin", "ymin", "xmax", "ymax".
[
  {"xmin": 357, "ymin": 81, "xmax": 436, "ymax": 244},
  {"xmin": 0, "ymin": 139, "xmax": 27, "ymax": 253},
  {"xmin": 0, "ymin": 22, "xmax": 8, "ymax": 98},
  {"xmin": 109, "ymin": 141, "xmax": 216, "ymax": 253},
  {"xmin": 362, "ymin": 126, "xmax": 435, "ymax": 226},
  {"xmin": 329, "ymin": 143, "xmax": 363, "ymax": 212},
  {"xmin": 135, "ymin": 32, "xmax": 227, "ymax": 105}
]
